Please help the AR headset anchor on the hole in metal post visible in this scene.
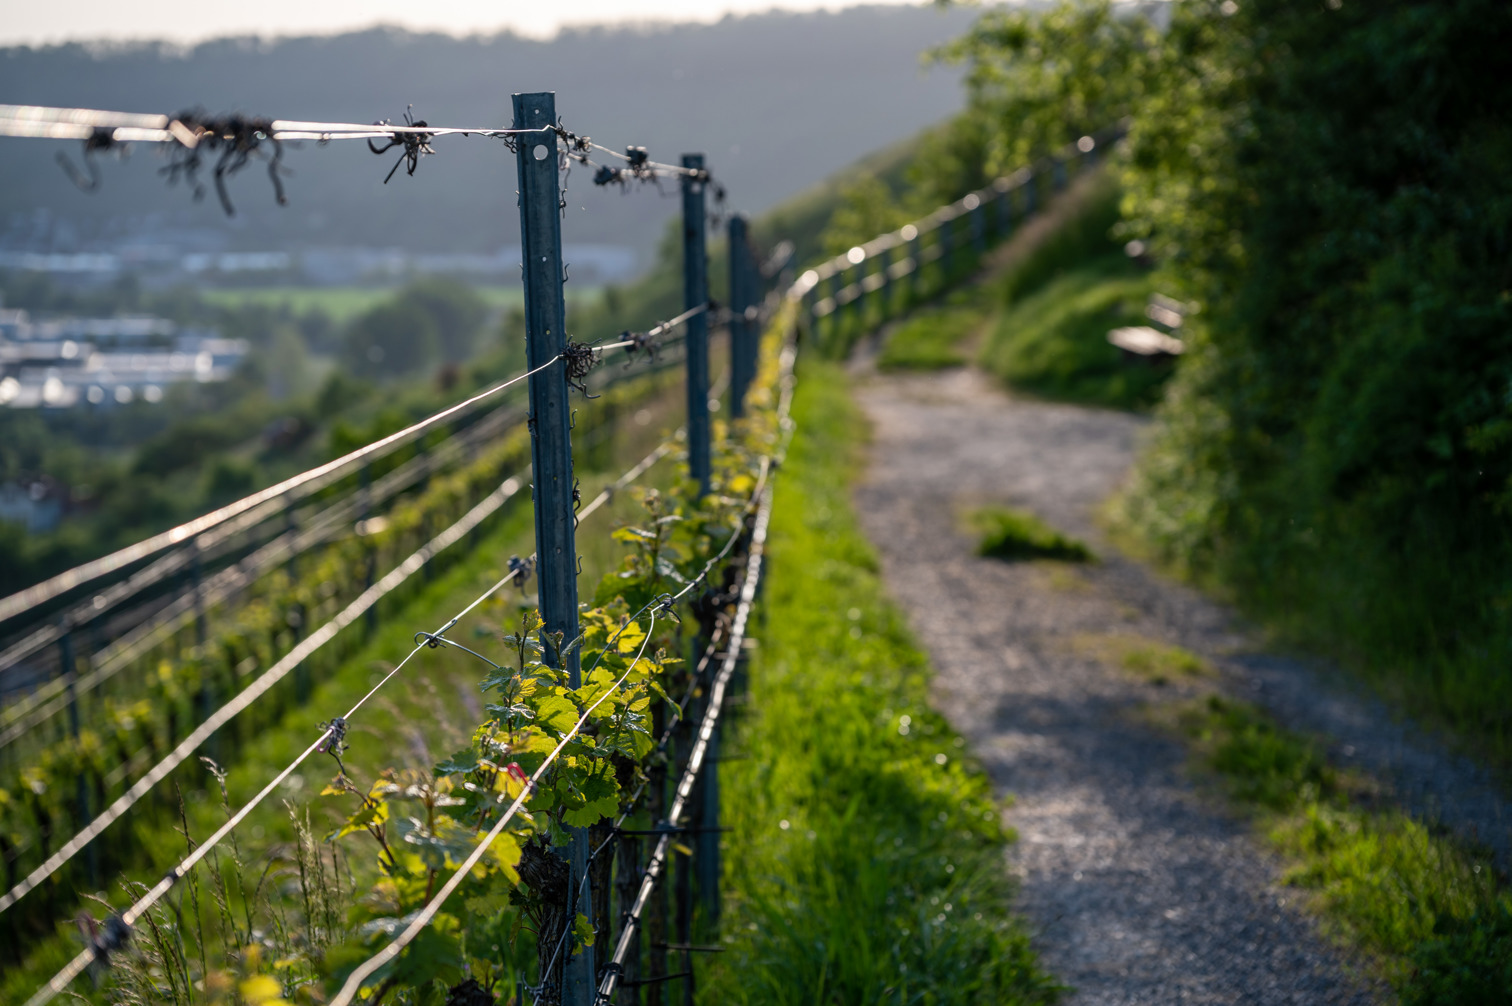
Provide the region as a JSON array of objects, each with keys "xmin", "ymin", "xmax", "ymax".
[{"xmin": 533, "ymin": 144, "xmax": 550, "ymax": 161}]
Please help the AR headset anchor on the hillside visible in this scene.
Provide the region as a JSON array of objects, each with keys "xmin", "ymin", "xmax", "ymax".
[{"xmin": 0, "ymin": 5, "xmax": 975, "ymax": 265}]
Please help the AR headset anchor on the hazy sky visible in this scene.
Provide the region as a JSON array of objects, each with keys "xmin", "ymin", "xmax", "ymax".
[{"xmin": 2, "ymin": 1, "xmax": 927, "ymax": 46}]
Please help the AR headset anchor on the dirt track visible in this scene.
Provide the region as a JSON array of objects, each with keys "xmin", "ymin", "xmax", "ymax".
[{"xmin": 847, "ymin": 364, "xmax": 1512, "ymax": 1003}]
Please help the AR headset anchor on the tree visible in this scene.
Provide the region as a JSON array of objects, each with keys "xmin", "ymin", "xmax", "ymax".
[
  {"xmin": 402, "ymin": 277, "xmax": 488, "ymax": 363},
  {"xmin": 342, "ymin": 298, "xmax": 441, "ymax": 379}
]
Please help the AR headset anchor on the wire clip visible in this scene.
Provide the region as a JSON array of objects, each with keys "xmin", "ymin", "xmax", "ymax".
[
  {"xmin": 562, "ymin": 341, "xmax": 600, "ymax": 397},
  {"xmin": 317, "ymin": 716, "xmax": 349, "ymax": 756},
  {"xmin": 509, "ymin": 555, "xmax": 535, "ymax": 594},
  {"xmin": 369, "ymin": 106, "xmax": 435, "ymax": 184}
]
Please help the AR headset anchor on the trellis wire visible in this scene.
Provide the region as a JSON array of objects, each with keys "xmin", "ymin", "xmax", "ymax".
[
  {"xmin": 3, "ymin": 428, "xmax": 675, "ymax": 922},
  {"xmin": 0, "ymin": 355, "xmax": 564, "ymax": 626}
]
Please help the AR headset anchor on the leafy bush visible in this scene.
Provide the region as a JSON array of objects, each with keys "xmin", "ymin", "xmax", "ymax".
[
  {"xmin": 1405, "ymin": 902, "xmax": 1512, "ymax": 1006},
  {"xmin": 1109, "ymin": 0, "xmax": 1512, "ymax": 762},
  {"xmin": 937, "ymin": 0, "xmax": 1512, "ymax": 761}
]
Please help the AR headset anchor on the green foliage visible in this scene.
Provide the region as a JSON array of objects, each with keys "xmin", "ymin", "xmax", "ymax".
[
  {"xmin": 968, "ymin": 505, "xmax": 1092, "ymax": 563},
  {"xmin": 1077, "ymin": 634, "xmax": 1211, "ymax": 686},
  {"xmin": 1178, "ymin": 695, "xmax": 1512, "ymax": 995},
  {"xmin": 1181, "ymin": 696, "xmax": 1333, "ymax": 812},
  {"xmin": 343, "ymin": 298, "xmax": 442, "ymax": 380},
  {"xmin": 940, "ymin": 0, "xmax": 1512, "ymax": 761},
  {"xmin": 340, "ymin": 276, "xmax": 486, "ymax": 378},
  {"xmin": 755, "ymin": 132, "xmax": 922, "ymax": 269},
  {"xmin": 967, "ymin": 169, "xmax": 1171, "ymax": 410},
  {"xmin": 995, "ymin": 172, "xmax": 1125, "ymax": 305},
  {"xmin": 1405, "ymin": 902, "xmax": 1512, "ymax": 1006},
  {"xmin": 1115, "ymin": 641, "xmax": 1207, "ymax": 684},
  {"xmin": 313, "ymin": 352, "xmax": 780, "ymax": 1003},
  {"xmin": 932, "ymin": 0, "xmax": 1157, "ymax": 175},
  {"xmin": 981, "ymin": 262, "xmax": 1164, "ymax": 411},
  {"xmin": 819, "ymin": 173, "xmax": 912, "ymax": 259},
  {"xmin": 706, "ymin": 362, "xmax": 1060, "ymax": 1004},
  {"xmin": 401, "ymin": 278, "xmax": 489, "ymax": 363},
  {"xmin": 319, "ymin": 601, "xmax": 666, "ymax": 1000},
  {"xmin": 1114, "ymin": 0, "xmax": 1512, "ymax": 761}
]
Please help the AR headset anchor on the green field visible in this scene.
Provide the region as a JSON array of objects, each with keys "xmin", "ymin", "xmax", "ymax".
[{"xmin": 200, "ymin": 284, "xmax": 558, "ymax": 321}]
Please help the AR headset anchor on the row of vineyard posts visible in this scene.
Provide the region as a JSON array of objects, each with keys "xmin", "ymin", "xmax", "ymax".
[
  {"xmin": 0, "ymin": 89, "xmax": 781, "ymax": 1001},
  {"xmin": 2, "ymin": 93, "xmax": 1117, "ymax": 1003}
]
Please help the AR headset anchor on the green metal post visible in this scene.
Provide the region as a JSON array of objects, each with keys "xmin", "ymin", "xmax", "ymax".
[
  {"xmin": 514, "ymin": 89, "xmax": 592, "ymax": 1006},
  {"xmin": 681, "ymin": 153, "xmax": 711, "ymax": 496},
  {"xmin": 728, "ymin": 213, "xmax": 754, "ymax": 418}
]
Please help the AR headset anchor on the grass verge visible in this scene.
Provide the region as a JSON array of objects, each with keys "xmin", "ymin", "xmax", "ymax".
[
  {"xmin": 876, "ymin": 287, "xmax": 994, "ymax": 371},
  {"xmin": 1167, "ymin": 694, "xmax": 1512, "ymax": 1000},
  {"xmin": 703, "ymin": 361, "xmax": 1060, "ymax": 1005},
  {"xmin": 1072, "ymin": 634, "xmax": 1210, "ymax": 687},
  {"xmin": 968, "ymin": 505, "xmax": 1093, "ymax": 563}
]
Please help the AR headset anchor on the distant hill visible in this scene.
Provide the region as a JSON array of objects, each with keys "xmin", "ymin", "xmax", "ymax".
[{"xmin": 0, "ymin": 5, "xmax": 977, "ymax": 265}]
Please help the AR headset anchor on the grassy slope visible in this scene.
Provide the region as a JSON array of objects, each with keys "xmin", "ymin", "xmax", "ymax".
[
  {"xmin": 973, "ymin": 174, "xmax": 1169, "ymax": 412},
  {"xmin": 865, "ymin": 168, "xmax": 1174, "ymax": 413},
  {"xmin": 875, "ymin": 286, "xmax": 992, "ymax": 372},
  {"xmin": 979, "ymin": 257, "xmax": 1164, "ymax": 411},
  {"xmin": 705, "ymin": 361, "xmax": 1059, "ymax": 1005}
]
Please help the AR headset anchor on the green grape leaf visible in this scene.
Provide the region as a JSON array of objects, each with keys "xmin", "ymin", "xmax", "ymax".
[{"xmin": 573, "ymin": 912, "xmax": 596, "ymax": 950}]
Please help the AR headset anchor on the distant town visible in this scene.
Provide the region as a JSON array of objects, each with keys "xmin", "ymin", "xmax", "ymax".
[{"xmin": 0, "ymin": 307, "xmax": 247, "ymax": 409}]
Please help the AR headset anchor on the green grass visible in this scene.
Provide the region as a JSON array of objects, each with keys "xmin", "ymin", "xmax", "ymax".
[
  {"xmin": 705, "ymin": 361, "xmax": 1060, "ymax": 1005},
  {"xmin": 1174, "ymin": 695, "xmax": 1512, "ymax": 997},
  {"xmin": 978, "ymin": 258, "xmax": 1168, "ymax": 411},
  {"xmin": 877, "ymin": 286, "xmax": 993, "ymax": 371},
  {"xmin": 1073, "ymin": 634, "xmax": 1211, "ymax": 686},
  {"xmin": 968, "ymin": 505, "xmax": 1093, "ymax": 563}
]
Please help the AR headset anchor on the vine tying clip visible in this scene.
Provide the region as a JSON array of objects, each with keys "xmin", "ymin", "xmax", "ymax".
[
  {"xmin": 623, "ymin": 329, "xmax": 660, "ymax": 367},
  {"xmin": 562, "ymin": 341, "xmax": 600, "ymax": 397},
  {"xmin": 317, "ymin": 716, "xmax": 349, "ymax": 756},
  {"xmin": 368, "ymin": 106, "xmax": 435, "ymax": 184},
  {"xmin": 78, "ymin": 912, "xmax": 131, "ymax": 978},
  {"xmin": 509, "ymin": 555, "xmax": 535, "ymax": 594},
  {"xmin": 158, "ymin": 110, "xmax": 286, "ymax": 216}
]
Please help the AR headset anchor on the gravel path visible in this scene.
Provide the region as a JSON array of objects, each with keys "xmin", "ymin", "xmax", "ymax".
[{"xmin": 849, "ymin": 366, "xmax": 1512, "ymax": 1004}]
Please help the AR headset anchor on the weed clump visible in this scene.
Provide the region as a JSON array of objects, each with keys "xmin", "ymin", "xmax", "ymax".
[
  {"xmin": 1075, "ymin": 634, "xmax": 1210, "ymax": 686},
  {"xmin": 969, "ymin": 505, "xmax": 1093, "ymax": 563}
]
